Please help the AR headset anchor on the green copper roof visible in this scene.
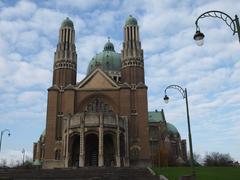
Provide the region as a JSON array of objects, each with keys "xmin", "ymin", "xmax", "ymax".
[
  {"xmin": 166, "ymin": 122, "xmax": 179, "ymax": 135},
  {"xmin": 148, "ymin": 110, "xmax": 165, "ymax": 123},
  {"xmin": 125, "ymin": 15, "xmax": 138, "ymax": 26},
  {"xmin": 61, "ymin": 17, "xmax": 74, "ymax": 28},
  {"xmin": 87, "ymin": 40, "xmax": 121, "ymax": 74},
  {"xmin": 104, "ymin": 40, "xmax": 115, "ymax": 51},
  {"xmin": 33, "ymin": 159, "xmax": 42, "ymax": 166}
]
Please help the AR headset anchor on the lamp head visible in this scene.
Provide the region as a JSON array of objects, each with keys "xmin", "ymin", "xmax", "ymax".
[
  {"xmin": 163, "ymin": 95, "xmax": 170, "ymax": 104},
  {"xmin": 194, "ymin": 30, "xmax": 205, "ymax": 46}
]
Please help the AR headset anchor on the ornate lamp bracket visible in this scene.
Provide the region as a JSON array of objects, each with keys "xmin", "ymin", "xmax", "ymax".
[
  {"xmin": 164, "ymin": 84, "xmax": 186, "ymax": 99},
  {"xmin": 195, "ymin": 10, "xmax": 237, "ymax": 35}
]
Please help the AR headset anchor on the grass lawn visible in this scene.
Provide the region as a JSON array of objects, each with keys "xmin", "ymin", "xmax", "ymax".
[{"xmin": 152, "ymin": 166, "xmax": 240, "ymax": 180}]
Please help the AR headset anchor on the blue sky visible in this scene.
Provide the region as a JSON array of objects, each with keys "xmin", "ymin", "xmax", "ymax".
[{"xmin": 0, "ymin": 0, "xmax": 240, "ymax": 164}]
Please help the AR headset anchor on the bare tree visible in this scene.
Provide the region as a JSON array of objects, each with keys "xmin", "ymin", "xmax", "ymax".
[{"xmin": 204, "ymin": 152, "xmax": 234, "ymax": 166}]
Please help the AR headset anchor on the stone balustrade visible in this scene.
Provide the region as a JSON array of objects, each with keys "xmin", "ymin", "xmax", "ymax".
[{"xmin": 66, "ymin": 112, "xmax": 126, "ymax": 129}]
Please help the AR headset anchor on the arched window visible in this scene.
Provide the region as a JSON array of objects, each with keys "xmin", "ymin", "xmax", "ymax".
[
  {"xmin": 55, "ymin": 149, "xmax": 61, "ymax": 160},
  {"xmin": 130, "ymin": 147, "xmax": 140, "ymax": 160},
  {"xmin": 85, "ymin": 98, "xmax": 112, "ymax": 113}
]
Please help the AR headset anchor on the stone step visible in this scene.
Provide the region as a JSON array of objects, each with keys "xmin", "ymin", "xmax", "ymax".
[{"xmin": 0, "ymin": 167, "xmax": 159, "ymax": 180}]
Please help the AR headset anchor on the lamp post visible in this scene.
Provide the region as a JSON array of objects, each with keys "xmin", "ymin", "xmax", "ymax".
[
  {"xmin": 22, "ymin": 148, "xmax": 25, "ymax": 165},
  {"xmin": 163, "ymin": 85, "xmax": 195, "ymax": 177},
  {"xmin": 193, "ymin": 10, "xmax": 240, "ymax": 46},
  {"xmin": 0, "ymin": 129, "xmax": 11, "ymax": 152}
]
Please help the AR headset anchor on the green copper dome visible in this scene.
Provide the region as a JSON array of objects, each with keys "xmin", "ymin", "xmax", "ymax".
[
  {"xmin": 104, "ymin": 40, "xmax": 115, "ymax": 51},
  {"xmin": 87, "ymin": 40, "xmax": 121, "ymax": 74},
  {"xmin": 61, "ymin": 17, "xmax": 74, "ymax": 28},
  {"xmin": 167, "ymin": 122, "xmax": 179, "ymax": 135},
  {"xmin": 125, "ymin": 15, "xmax": 138, "ymax": 26}
]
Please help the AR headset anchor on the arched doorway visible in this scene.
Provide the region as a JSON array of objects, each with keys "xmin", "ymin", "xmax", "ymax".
[
  {"xmin": 85, "ymin": 133, "xmax": 98, "ymax": 166},
  {"xmin": 104, "ymin": 133, "xmax": 115, "ymax": 166},
  {"xmin": 69, "ymin": 134, "xmax": 80, "ymax": 167}
]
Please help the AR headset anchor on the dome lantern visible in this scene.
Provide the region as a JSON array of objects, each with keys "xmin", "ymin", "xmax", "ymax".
[
  {"xmin": 61, "ymin": 17, "xmax": 74, "ymax": 28},
  {"xmin": 125, "ymin": 15, "xmax": 138, "ymax": 26}
]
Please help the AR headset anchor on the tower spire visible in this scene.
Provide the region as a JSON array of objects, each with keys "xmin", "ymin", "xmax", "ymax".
[
  {"xmin": 121, "ymin": 15, "xmax": 144, "ymax": 85},
  {"xmin": 52, "ymin": 17, "xmax": 77, "ymax": 87}
]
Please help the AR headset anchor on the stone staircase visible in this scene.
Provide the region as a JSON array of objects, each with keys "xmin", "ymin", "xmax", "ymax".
[{"xmin": 0, "ymin": 167, "xmax": 159, "ymax": 180}]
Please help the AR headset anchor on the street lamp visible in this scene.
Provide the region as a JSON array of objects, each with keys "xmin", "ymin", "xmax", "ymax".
[
  {"xmin": 22, "ymin": 148, "xmax": 25, "ymax": 165},
  {"xmin": 163, "ymin": 85, "xmax": 195, "ymax": 177},
  {"xmin": 0, "ymin": 129, "xmax": 11, "ymax": 152},
  {"xmin": 194, "ymin": 10, "xmax": 240, "ymax": 46}
]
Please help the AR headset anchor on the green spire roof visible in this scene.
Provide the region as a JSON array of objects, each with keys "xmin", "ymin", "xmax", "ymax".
[
  {"xmin": 87, "ymin": 39, "xmax": 121, "ymax": 75},
  {"xmin": 61, "ymin": 17, "xmax": 74, "ymax": 28},
  {"xmin": 125, "ymin": 15, "xmax": 138, "ymax": 26}
]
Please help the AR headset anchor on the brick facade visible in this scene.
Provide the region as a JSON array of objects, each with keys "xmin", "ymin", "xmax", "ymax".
[{"xmin": 33, "ymin": 16, "xmax": 186, "ymax": 169}]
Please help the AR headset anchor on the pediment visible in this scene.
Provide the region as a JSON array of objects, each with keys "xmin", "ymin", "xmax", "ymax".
[{"xmin": 77, "ymin": 68, "xmax": 119, "ymax": 90}]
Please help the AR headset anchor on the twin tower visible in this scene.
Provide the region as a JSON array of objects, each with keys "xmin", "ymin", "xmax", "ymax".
[
  {"xmin": 36, "ymin": 15, "xmax": 151, "ymax": 168},
  {"xmin": 53, "ymin": 16, "xmax": 144, "ymax": 87}
]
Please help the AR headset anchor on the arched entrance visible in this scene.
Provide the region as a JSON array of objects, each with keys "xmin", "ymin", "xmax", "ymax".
[
  {"xmin": 85, "ymin": 133, "xmax": 98, "ymax": 166},
  {"xmin": 104, "ymin": 133, "xmax": 115, "ymax": 166},
  {"xmin": 69, "ymin": 134, "xmax": 80, "ymax": 167}
]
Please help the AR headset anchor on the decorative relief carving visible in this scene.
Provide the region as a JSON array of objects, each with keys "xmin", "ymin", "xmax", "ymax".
[{"xmin": 84, "ymin": 98, "xmax": 113, "ymax": 113}]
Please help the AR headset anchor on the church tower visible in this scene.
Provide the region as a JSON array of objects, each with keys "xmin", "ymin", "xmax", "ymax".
[
  {"xmin": 121, "ymin": 15, "xmax": 144, "ymax": 84},
  {"xmin": 53, "ymin": 17, "xmax": 77, "ymax": 87},
  {"xmin": 43, "ymin": 18, "xmax": 77, "ymax": 168},
  {"xmin": 121, "ymin": 15, "xmax": 150, "ymax": 165}
]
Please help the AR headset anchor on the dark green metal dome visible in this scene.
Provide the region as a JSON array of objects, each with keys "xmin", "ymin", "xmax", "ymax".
[
  {"xmin": 125, "ymin": 15, "xmax": 138, "ymax": 26},
  {"xmin": 167, "ymin": 122, "xmax": 179, "ymax": 136},
  {"xmin": 87, "ymin": 40, "xmax": 121, "ymax": 74},
  {"xmin": 104, "ymin": 40, "xmax": 115, "ymax": 51},
  {"xmin": 61, "ymin": 17, "xmax": 74, "ymax": 28}
]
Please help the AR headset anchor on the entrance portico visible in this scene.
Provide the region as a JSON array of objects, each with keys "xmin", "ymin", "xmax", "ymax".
[{"xmin": 63, "ymin": 112, "xmax": 129, "ymax": 167}]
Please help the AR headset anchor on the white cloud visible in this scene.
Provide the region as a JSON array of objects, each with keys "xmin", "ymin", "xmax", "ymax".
[
  {"xmin": 0, "ymin": 1, "xmax": 37, "ymax": 20},
  {"xmin": 49, "ymin": 0, "xmax": 108, "ymax": 10}
]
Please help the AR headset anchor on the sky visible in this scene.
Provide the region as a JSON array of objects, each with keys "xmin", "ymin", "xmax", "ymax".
[{"xmin": 0, "ymin": 0, "xmax": 240, "ymax": 165}]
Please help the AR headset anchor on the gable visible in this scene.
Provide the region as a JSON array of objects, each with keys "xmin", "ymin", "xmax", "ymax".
[{"xmin": 77, "ymin": 68, "xmax": 119, "ymax": 90}]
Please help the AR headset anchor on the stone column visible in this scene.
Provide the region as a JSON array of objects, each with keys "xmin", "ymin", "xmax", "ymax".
[
  {"xmin": 116, "ymin": 114, "xmax": 121, "ymax": 167},
  {"xmin": 124, "ymin": 117, "xmax": 130, "ymax": 167},
  {"xmin": 79, "ymin": 113, "xmax": 85, "ymax": 167},
  {"xmin": 36, "ymin": 141, "xmax": 41, "ymax": 160},
  {"xmin": 64, "ymin": 115, "xmax": 70, "ymax": 167},
  {"xmin": 98, "ymin": 113, "xmax": 104, "ymax": 167}
]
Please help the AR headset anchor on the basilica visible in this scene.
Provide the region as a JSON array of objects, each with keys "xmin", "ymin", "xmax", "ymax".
[{"xmin": 33, "ymin": 16, "xmax": 187, "ymax": 168}]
